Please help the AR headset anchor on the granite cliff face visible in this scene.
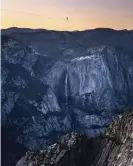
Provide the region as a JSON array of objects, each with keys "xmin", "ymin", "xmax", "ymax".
[
  {"xmin": 93, "ymin": 111, "xmax": 133, "ymax": 166},
  {"xmin": 1, "ymin": 28, "xmax": 133, "ymax": 166},
  {"xmin": 16, "ymin": 112, "xmax": 133, "ymax": 166}
]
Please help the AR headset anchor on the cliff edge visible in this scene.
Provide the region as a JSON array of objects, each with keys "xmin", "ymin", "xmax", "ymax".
[{"xmin": 16, "ymin": 111, "xmax": 133, "ymax": 166}]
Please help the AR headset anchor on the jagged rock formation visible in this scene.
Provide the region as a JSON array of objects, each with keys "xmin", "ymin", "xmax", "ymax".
[
  {"xmin": 16, "ymin": 111, "xmax": 133, "ymax": 166},
  {"xmin": 1, "ymin": 28, "xmax": 133, "ymax": 166},
  {"xmin": 16, "ymin": 133, "xmax": 88, "ymax": 166}
]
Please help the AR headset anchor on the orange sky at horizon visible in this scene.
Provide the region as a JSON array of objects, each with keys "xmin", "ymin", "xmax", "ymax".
[{"xmin": 1, "ymin": 0, "xmax": 133, "ymax": 30}]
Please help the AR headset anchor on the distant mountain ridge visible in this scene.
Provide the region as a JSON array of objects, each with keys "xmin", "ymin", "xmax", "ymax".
[{"xmin": 2, "ymin": 27, "xmax": 133, "ymax": 55}]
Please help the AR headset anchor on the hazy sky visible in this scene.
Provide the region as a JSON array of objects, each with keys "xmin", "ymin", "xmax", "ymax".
[{"xmin": 1, "ymin": 0, "xmax": 133, "ymax": 30}]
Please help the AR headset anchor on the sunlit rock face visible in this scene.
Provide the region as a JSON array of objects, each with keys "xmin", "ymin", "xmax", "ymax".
[
  {"xmin": 1, "ymin": 29, "xmax": 133, "ymax": 166},
  {"xmin": 66, "ymin": 47, "xmax": 133, "ymax": 112}
]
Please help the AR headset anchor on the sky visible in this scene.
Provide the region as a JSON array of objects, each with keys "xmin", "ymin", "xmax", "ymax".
[{"xmin": 1, "ymin": 0, "xmax": 133, "ymax": 30}]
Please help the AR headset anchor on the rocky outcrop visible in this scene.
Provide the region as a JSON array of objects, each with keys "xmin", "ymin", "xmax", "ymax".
[
  {"xmin": 93, "ymin": 111, "xmax": 133, "ymax": 166},
  {"xmin": 16, "ymin": 133, "xmax": 89, "ymax": 166},
  {"xmin": 16, "ymin": 111, "xmax": 133, "ymax": 166}
]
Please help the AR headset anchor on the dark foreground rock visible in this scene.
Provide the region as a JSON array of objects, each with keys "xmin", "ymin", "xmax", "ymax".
[{"xmin": 16, "ymin": 111, "xmax": 133, "ymax": 166}]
